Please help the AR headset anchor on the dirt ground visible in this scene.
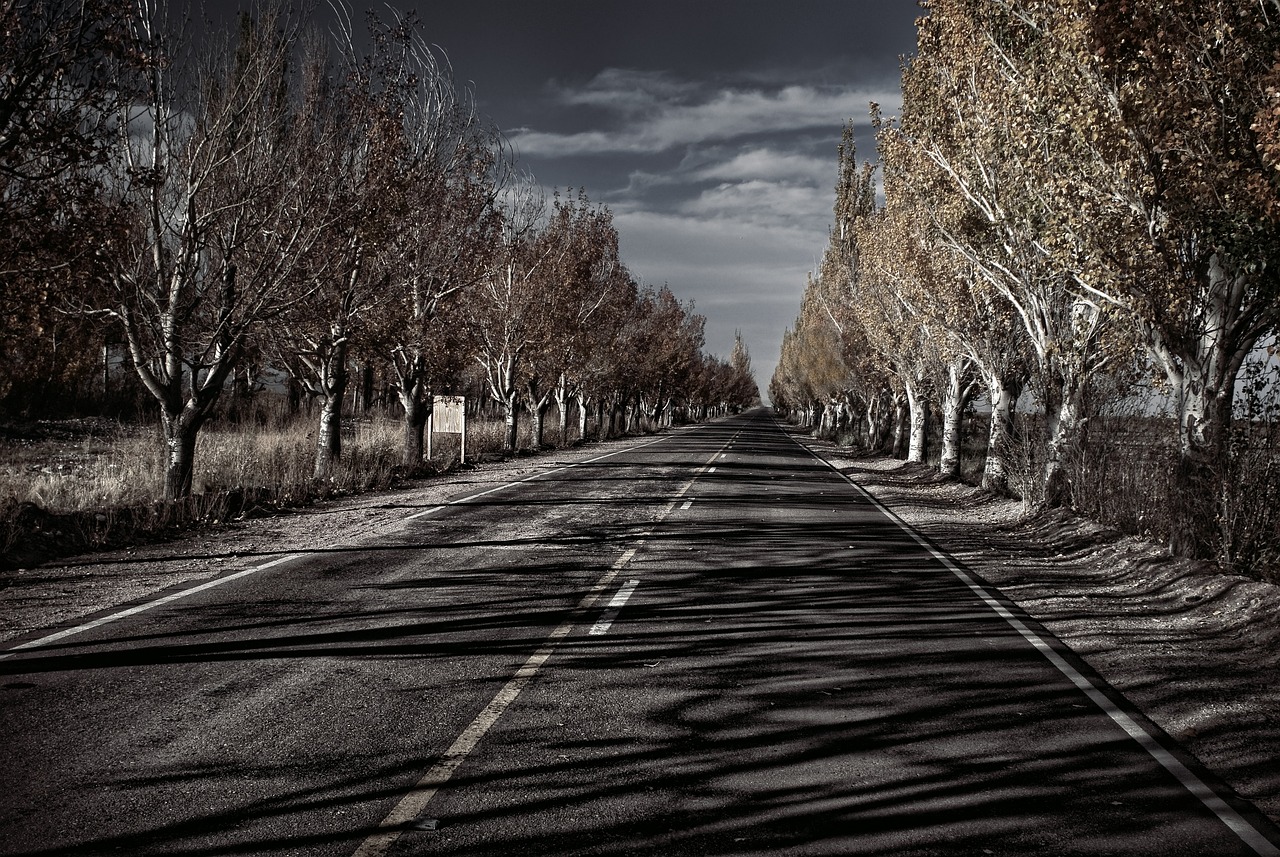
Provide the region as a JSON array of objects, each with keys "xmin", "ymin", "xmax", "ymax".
[{"xmin": 2, "ymin": 428, "xmax": 1277, "ymax": 826}]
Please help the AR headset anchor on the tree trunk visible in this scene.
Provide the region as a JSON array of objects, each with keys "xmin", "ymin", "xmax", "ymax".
[
  {"xmin": 981, "ymin": 367, "xmax": 1023, "ymax": 495},
  {"xmin": 525, "ymin": 380, "xmax": 552, "ymax": 449},
  {"xmin": 878, "ymin": 392, "xmax": 895, "ymax": 450},
  {"xmin": 313, "ymin": 337, "xmax": 349, "ymax": 480},
  {"xmin": 315, "ymin": 395, "xmax": 342, "ymax": 479},
  {"xmin": 161, "ymin": 411, "xmax": 201, "ymax": 502},
  {"xmin": 891, "ymin": 392, "xmax": 909, "ymax": 458},
  {"xmin": 392, "ymin": 346, "xmax": 430, "ymax": 469},
  {"xmin": 529, "ymin": 402, "xmax": 548, "ymax": 448},
  {"xmin": 577, "ymin": 392, "xmax": 589, "ymax": 441},
  {"xmin": 555, "ymin": 374, "xmax": 571, "ymax": 447},
  {"xmin": 1169, "ymin": 456, "xmax": 1217, "ymax": 560},
  {"xmin": 1163, "ymin": 253, "xmax": 1251, "ymax": 468},
  {"xmin": 399, "ymin": 387, "xmax": 429, "ymax": 469},
  {"xmin": 503, "ymin": 390, "xmax": 519, "ymax": 452},
  {"xmin": 1167, "ymin": 359, "xmax": 1236, "ymax": 559},
  {"xmin": 939, "ymin": 359, "xmax": 975, "ymax": 479},
  {"xmin": 288, "ymin": 376, "xmax": 303, "ymax": 415},
  {"xmin": 1041, "ymin": 370, "xmax": 1088, "ymax": 509},
  {"xmin": 1140, "ymin": 256, "xmax": 1255, "ymax": 558},
  {"xmin": 905, "ymin": 379, "xmax": 927, "ymax": 464},
  {"xmin": 130, "ymin": 341, "xmax": 234, "ymax": 503}
]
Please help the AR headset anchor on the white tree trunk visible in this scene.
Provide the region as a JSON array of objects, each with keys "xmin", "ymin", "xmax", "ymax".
[
  {"xmin": 891, "ymin": 391, "xmax": 909, "ymax": 458},
  {"xmin": 981, "ymin": 367, "xmax": 1022, "ymax": 495},
  {"xmin": 1042, "ymin": 369, "xmax": 1088, "ymax": 509},
  {"xmin": 312, "ymin": 331, "xmax": 349, "ymax": 480},
  {"xmin": 905, "ymin": 379, "xmax": 927, "ymax": 464},
  {"xmin": 939, "ymin": 358, "xmax": 972, "ymax": 478}
]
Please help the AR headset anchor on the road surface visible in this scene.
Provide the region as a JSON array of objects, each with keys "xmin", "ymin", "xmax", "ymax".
[{"xmin": 2, "ymin": 410, "xmax": 1277, "ymax": 856}]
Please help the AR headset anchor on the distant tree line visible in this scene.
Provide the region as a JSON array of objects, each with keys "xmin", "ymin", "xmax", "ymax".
[
  {"xmin": 771, "ymin": 0, "xmax": 1278, "ymax": 575},
  {"xmin": 0, "ymin": 0, "xmax": 760, "ymax": 500}
]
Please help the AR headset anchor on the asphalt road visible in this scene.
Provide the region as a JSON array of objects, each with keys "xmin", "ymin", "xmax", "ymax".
[{"xmin": 2, "ymin": 410, "xmax": 1278, "ymax": 856}]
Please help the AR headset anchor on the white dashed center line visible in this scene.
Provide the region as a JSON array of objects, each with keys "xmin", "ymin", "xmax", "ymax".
[{"xmin": 589, "ymin": 579, "xmax": 640, "ymax": 636}]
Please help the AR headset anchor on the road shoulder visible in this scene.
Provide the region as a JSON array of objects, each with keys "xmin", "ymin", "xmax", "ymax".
[
  {"xmin": 803, "ymin": 435, "xmax": 1280, "ymax": 825},
  {"xmin": 0, "ymin": 433, "xmax": 670, "ymax": 647}
]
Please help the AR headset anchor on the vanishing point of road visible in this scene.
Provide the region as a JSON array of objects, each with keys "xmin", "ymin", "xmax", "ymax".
[{"xmin": 3, "ymin": 410, "xmax": 1278, "ymax": 856}]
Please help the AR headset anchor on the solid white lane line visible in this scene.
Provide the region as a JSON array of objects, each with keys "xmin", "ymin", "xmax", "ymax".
[
  {"xmin": 794, "ymin": 428, "xmax": 1280, "ymax": 857},
  {"xmin": 588, "ymin": 579, "xmax": 640, "ymax": 636},
  {"xmin": 404, "ymin": 505, "xmax": 447, "ymax": 520},
  {"xmin": 0, "ymin": 553, "xmax": 306, "ymax": 661}
]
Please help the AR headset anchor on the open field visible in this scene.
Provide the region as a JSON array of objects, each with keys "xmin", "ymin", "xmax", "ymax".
[{"xmin": 0, "ymin": 408, "xmax": 611, "ymax": 569}]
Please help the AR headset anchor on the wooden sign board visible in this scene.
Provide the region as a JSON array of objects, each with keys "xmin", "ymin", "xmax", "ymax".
[
  {"xmin": 430, "ymin": 395, "xmax": 467, "ymax": 463},
  {"xmin": 433, "ymin": 396, "xmax": 465, "ymax": 433}
]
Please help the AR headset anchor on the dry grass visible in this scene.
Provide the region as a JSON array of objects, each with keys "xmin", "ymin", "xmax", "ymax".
[
  {"xmin": 1, "ymin": 418, "xmax": 402, "ymax": 514},
  {"xmin": 0, "ymin": 410, "xmax": 577, "ymax": 567},
  {"xmin": 0, "ymin": 413, "xmax": 557, "ymax": 510},
  {"xmin": 1, "ymin": 422, "xmax": 155, "ymax": 511}
]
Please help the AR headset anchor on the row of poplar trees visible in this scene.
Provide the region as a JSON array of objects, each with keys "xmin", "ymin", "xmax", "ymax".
[
  {"xmin": 0, "ymin": 1, "xmax": 759, "ymax": 501},
  {"xmin": 771, "ymin": 0, "xmax": 1279, "ymax": 566}
]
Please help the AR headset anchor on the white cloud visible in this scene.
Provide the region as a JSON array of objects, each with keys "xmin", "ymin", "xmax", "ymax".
[
  {"xmin": 690, "ymin": 147, "xmax": 832, "ymax": 184},
  {"xmin": 678, "ymin": 180, "xmax": 832, "ymax": 230},
  {"xmin": 512, "ymin": 72, "xmax": 895, "ymax": 156},
  {"xmin": 552, "ymin": 68, "xmax": 699, "ymax": 112},
  {"xmin": 610, "ymin": 146, "xmax": 833, "ymax": 199}
]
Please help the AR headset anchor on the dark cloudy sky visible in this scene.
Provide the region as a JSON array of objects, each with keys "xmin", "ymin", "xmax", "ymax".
[{"xmin": 213, "ymin": 1, "xmax": 924, "ymax": 396}]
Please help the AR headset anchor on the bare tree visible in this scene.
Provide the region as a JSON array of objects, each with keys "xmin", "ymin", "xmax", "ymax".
[
  {"xmin": 625, "ymin": 286, "xmax": 705, "ymax": 428},
  {"xmin": 274, "ymin": 9, "xmax": 508, "ymax": 476},
  {"xmin": 89, "ymin": 3, "xmax": 323, "ymax": 499},
  {"xmin": 726, "ymin": 332, "xmax": 760, "ymax": 410},
  {"xmin": 520, "ymin": 190, "xmax": 629, "ymax": 447},
  {"xmin": 370, "ymin": 21, "xmax": 508, "ymax": 468},
  {"xmin": 468, "ymin": 173, "xmax": 549, "ymax": 453},
  {"xmin": 272, "ymin": 21, "xmax": 391, "ymax": 480}
]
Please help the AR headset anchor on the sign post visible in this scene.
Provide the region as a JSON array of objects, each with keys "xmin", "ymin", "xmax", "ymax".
[{"xmin": 432, "ymin": 396, "xmax": 467, "ymax": 464}]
